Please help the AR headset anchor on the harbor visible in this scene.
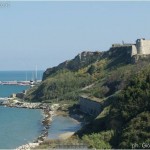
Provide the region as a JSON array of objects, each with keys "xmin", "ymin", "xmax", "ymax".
[{"xmin": 0, "ymin": 80, "xmax": 42, "ymax": 86}]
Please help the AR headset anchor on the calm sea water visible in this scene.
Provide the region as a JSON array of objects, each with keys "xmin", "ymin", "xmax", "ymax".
[
  {"xmin": 0, "ymin": 71, "xmax": 44, "ymax": 148},
  {"xmin": 0, "ymin": 106, "xmax": 43, "ymax": 149},
  {"xmin": 0, "ymin": 71, "xmax": 81, "ymax": 148},
  {"xmin": 0, "ymin": 71, "xmax": 43, "ymax": 97},
  {"xmin": 0, "ymin": 71, "xmax": 43, "ymax": 81},
  {"xmin": 48, "ymin": 116, "xmax": 81, "ymax": 139}
]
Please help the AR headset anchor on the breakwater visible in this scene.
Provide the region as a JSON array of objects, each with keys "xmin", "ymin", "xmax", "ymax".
[
  {"xmin": 0, "ymin": 106, "xmax": 42, "ymax": 149},
  {"xmin": 0, "ymin": 80, "xmax": 41, "ymax": 86},
  {"xmin": 15, "ymin": 103, "xmax": 60, "ymax": 150},
  {"xmin": 0, "ymin": 99, "xmax": 59, "ymax": 149}
]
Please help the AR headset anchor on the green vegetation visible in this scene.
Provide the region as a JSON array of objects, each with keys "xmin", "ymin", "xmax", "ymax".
[
  {"xmin": 26, "ymin": 47, "xmax": 150, "ymax": 149},
  {"xmin": 25, "ymin": 70, "xmax": 94, "ymax": 101},
  {"xmin": 109, "ymin": 68, "xmax": 150, "ymax": 148},
  {"xmin": 77, "ymin": 67, "xmax": 150, "ymax": 149},
  {"xmin": 34, "ymin": 136, "xmax": 82, "ymax": 149},
  {"xmin": 82, "ymin": 131, "xmax": 113, "ymax": 149},
  {"xmin": 119, "ymin": 111, "xmax": 150, "ymax": 149}
]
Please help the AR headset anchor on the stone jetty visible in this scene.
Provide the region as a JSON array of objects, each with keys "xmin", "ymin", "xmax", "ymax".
[
  {"xmin": 15, "ymin": 103, "xmax": 60, "ymax": 150},
  {"xmin": 0, "ymin": 98, "xmax": 60, "ymax": 150},
  {"xmin": 0, "ymin": 98, "xmax": 42, "ymax": 109}
]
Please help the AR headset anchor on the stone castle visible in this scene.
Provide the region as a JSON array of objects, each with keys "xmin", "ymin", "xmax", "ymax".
[{"xmin": 112, "ymin": 38, "xmax": 150, "ymax": 57}]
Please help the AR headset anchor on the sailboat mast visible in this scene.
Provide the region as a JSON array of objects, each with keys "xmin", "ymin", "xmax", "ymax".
[
  {"xmin": 26, "ymin": 71, "xmax": 27, "ymax": 81},
  {"xmin": 35, "ymin": 65, "xmax": 37, "ymax": 82}
]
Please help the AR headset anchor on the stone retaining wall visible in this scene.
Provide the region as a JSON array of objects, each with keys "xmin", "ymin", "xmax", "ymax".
[{"xmin": 79, "ymin": 96, "xmax": 102, "ymax": 116}]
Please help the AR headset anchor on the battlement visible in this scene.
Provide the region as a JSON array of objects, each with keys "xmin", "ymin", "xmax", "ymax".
[
  {"xmin": 112, "ymin": 43, "xmax": 133, "ymax": 48},
  {"xmin": 111, "ymin": 38, "xmax": 150, "ymax": 57}
]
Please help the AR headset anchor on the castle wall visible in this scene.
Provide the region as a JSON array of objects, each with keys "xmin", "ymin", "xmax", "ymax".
[
  {"xmin": 136, "ymin": 39, "xmax": 143, "ymax": 54},
  {"xmin": 79, "ymin": 96, "xmax": 102, "ymax": 116},
  {"xmin": 136, "ymin": 39, "xmax": 150, "ymax": 55},
  {"xmin": 111, "ymin": 38, "xmax": 150, "ymax": 58},
  {"xmin": 131, "ymin": 45, "xmax": 137, "ymax": 56},
  {"xmin": 141, "ymin": 40, "xmax": 150, "ymax": 55}
]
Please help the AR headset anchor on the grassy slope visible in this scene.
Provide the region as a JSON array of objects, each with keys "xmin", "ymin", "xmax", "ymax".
[
  {"xmin": 77, "ymin": 65, "xmax": 150, "ymax": 149},
  {"xmin": 26, "ymin": 47, "xmax": 150, "ymax": 149},
  {"xmin": 25, "ymin": 46, "xmax": 132, "ymax": 102}
]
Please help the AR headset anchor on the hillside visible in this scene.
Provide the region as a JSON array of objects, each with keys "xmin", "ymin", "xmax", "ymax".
[
  {"xmin": 77, "ymin": 67, "xmax": 150, "ymax": 149},
  {"xmin": 25, "ymin": 46, "xmax": 133, "ymax": 102},
  {"xmin": 25, "ymin": 46, "xmax": 150, "ymax": 149},
  {"xmin": 43, "ymin": 51, "xmax": 103, "ymax": 80}
]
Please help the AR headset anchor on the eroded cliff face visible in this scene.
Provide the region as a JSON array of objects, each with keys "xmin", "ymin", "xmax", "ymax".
[
  {"xmin": 43, "ymin": 51, "xmax": 103, "ymax": 80},
  {"xmin": 26, "ymin": 46, "xmax": 150, "ymax": 102},
  {"xmin": 42, "ymin": 47, "xmax": 137, "ymax": 80}
]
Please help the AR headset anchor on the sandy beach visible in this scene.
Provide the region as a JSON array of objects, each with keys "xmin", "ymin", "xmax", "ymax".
[{"xmin": 58, "ymin": 132, "xmax": 75, "ymax": 140}]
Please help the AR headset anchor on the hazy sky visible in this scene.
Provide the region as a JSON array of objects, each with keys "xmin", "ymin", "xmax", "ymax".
[{"xmin": 0, "ymin": 1, "xmax": 150, "ymax": 70}]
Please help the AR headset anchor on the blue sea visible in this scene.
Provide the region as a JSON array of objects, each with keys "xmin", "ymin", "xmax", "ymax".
[
  {"xmin": 0, "ymin": 71, "xmax": 44, "ymax": 148},
  {"xmin": 0, "ymin": 71, "xmax": 43, "ymax": 82},
  {"xmin": 0, "ymin": 71, "xmax": 43, "ymax": 97},
  {"xmin": 0, "ymin": 71, "xmax": 81, "ymax": 149},
  {"xmin": 48, "ymin": 116, "xmax": 81, "ymax": 139},
  {"xmin": 0, "ymin": 106, "xmax": 43, "ymax": 149}
]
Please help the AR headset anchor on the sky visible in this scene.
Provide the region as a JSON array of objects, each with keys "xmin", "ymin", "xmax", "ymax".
[{"xmin": 0, "ymin": 1, "xmax": 150, "ymax": 70}]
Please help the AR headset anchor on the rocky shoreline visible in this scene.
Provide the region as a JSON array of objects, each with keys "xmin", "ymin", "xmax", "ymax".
[
  {"xmin": 0, "ymin": 99, "xmax": 60, "ymax": 150},
  {"xmin": 16, "ymin": 103, "xmax": 59, "ymax": 150}
]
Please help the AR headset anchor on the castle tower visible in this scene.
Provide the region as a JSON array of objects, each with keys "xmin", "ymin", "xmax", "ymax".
[{"xmin": 136, "ymin": 39, "xmax": 144, "ymax": 55}]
